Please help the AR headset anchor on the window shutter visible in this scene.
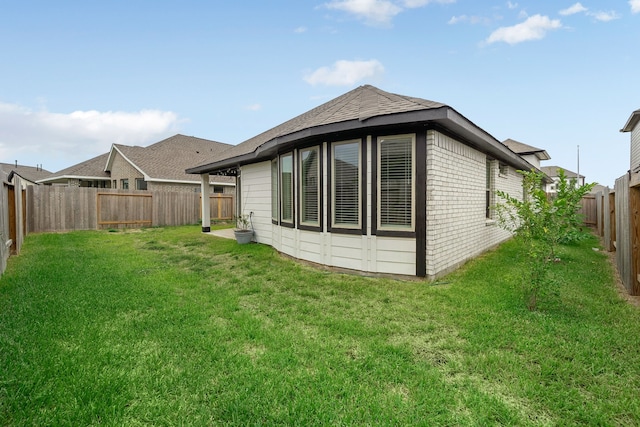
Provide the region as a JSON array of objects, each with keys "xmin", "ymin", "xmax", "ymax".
[
  {"xmin": 300, "ymin": 147, "xmax": 319, "ymax": 225},
  {"xmin": 281, "ymin": 154, "xmax": 293, "ymax": 223},
  {"xmin": 333, "ymin": 141, "xmax": 360, "ymax": 227},
  {"xmin": 379, "ymin": 136, "xmax": 413, "ymax": 229}
]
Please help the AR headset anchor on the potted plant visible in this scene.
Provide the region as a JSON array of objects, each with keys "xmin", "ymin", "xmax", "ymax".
[{"xmin": 233, "ymin": 214, "xmax": 253, "ymax": 244}]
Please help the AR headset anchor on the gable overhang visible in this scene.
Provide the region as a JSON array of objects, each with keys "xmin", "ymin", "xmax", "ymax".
[
  {"xmin": 106, "ymin": 145, "xmax": 147, "ymax": 177},
  {"xmin": 186, "ymin": 106, "xmax": 540, "ymax": 179},
  {"xmin": 621, "ymin": 109, "xmax": 640, "ymax": 133}
]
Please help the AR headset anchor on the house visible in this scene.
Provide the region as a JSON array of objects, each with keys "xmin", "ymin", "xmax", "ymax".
[
  {"xmin": 0, "ymin": 163, "xmax": 52, "ymax": 187},
  {"xmin": 502, "ymin": 139, "xmax": 550, "ymax": 170},
  {"xmin": 621, "ymin": 108, "xmax": 640, "ymax": 183},
  {"xmin": 540, "ymin": 166, "xmax": 585, "ymax": 194},
  {"xmin": 187, "ymin": 85, "xmax": 540, "ymax": 279},
  {"xmin": 37, "ymin": 153, "xmax": 112, "ymax": 187},
  {"xmin": 39, "ymin": 134, "xmax": 235, "ymax": 194}
]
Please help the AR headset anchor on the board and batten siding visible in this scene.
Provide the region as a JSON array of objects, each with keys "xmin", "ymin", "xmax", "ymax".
[
  {"xmin": 425, "ymin": 130, "xmax": 519, "ymax": 278},
  {"xmin": 238, "ymin": 162, "xmax": 273, "ymax": 246},
  {"xmin": 631, "ymin": 125, "xmax": 640, "ymax": 172}
]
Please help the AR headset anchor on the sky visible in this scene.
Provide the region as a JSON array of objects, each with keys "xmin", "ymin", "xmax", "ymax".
[{"xmin": 1, "ymin": 0, "xmax": 639, "ymax": 187}]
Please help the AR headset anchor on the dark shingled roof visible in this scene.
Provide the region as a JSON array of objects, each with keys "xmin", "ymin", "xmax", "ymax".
[
  {"xmin": 211, "ymin": 84, "xmax": 445, "ymax": 162},
  {"xmin": 109, "ymin": 134, "xmax": 234, "ymax": 184},
  {"xmin": 41, "ymin": 153, "xmax": 111, "ymax": 182},
  {"xmin": 0, "ymin": 163, "xmax": 53, "ymax": 183},
  {"xmin": 541, "ymin": 166, "xmax": 583, "ymax": 179},
  {"xmin": 502, "ymin": 138, "xmax": 551, "ymax": 161},
  {"xmin": 187, "ymin": 84, "xmax": 539, "ymax": 176}
]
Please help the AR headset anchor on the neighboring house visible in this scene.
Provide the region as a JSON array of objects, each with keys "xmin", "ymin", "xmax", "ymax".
[
  {"xmin": 39, "ymin": 134, "xmax": 235, "ymax": 193},
  {"xmin": 38, "ymin": 153, "xmax": 112, "ymax": 187},
  {"xmin": 0, "ymin": 163, "xmax": 52, "ymax": 187},
  {"xmin": 187, "ymin": 85, "xmax": 542, "ymax": 279},
  {"xmin": 621, "ymin": 108, "xmax": 640, "ymax": 180},
  {"xmin": 540, "ymin": 166, "xmax": 585, "ymax": 194},
  {"xmin": 502, "ymin": 139, "xmax": 550, "ymax": 170}
]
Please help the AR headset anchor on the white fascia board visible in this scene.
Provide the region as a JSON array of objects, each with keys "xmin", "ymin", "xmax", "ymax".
[
  {"xmin": 37, "ymin": 175, "xmax": 111, "ymax": 183},
  {"xmin": 145, "ymin": 177, "xmax": 235, "ymax": 186}
]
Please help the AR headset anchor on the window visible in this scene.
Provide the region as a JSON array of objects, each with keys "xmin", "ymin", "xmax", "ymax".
[
  {"xmin": 121, "ymin": 179, "xmax": 129, "ymax": 190},
  {"xmin": 486, "ymin": 159, "xmax": 493, "ymax": 219},
  {"xmin": 271, "ymin": 159, "xmax": 279, "ymax": 222},
  {"xmin": 499, "ymin": 162, "xmax": 508, "ymax": 176},
  {"xmin": 332, "ymin": 140, "xmax": 360, "ymax": 228},
  {"xmin": 213, "ymin": 186, "xmax": 224, "ymax": 194},
  {"xmin": 300, "ymin": 147, "xmax": 320, "ymax": 226},
  {"xmin": 378, "ymin": 135, "xmax": 414, "ymax": 231},
  {"xmin": 280, "ymin": 153, "xmax": 293, "ymax": 224},
  {"xmin": 135, "ymin": 178, "xmax": 147, "ymax": 190}
]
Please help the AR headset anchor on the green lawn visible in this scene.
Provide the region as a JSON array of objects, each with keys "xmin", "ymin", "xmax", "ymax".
[{"xmin": 1, "ymin": 225, "xmax": 639, "ymax": 426}]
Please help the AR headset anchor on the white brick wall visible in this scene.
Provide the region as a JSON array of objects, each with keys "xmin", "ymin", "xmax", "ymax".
[{"xmin": 425, "ymin": 130, "xmax": 521, "ymax": 278}]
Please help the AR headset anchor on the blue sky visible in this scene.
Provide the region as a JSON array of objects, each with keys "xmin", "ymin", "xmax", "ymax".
[{"xmin": 1, "ymin": 0, "xmax": 639, "ymax": 186}]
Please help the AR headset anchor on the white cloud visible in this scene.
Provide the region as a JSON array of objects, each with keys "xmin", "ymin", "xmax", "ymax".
[
  {"xmin": 402, "ymin": 0, "xmax": 455, "ymax": 8},
  {"xmin": 324, "ymin": 0, "xmax": 455, "ymax": 26},
  {"xmin": 304, "ymin": 59, "xmax": 384, "ymax": 86},
  {"xmin": 588, "ymin": 10, "xmax": 620, "ymax": 21},
  {"xmin": 0, "ymin": 102, "xmax": 181, "ymax": 172},
  {"xmin": 294, "ymin": 26, "xmax": 307, "ymax": 33},
  {"xmin": 448, "ymin": 14, "xmax": 491, "ymax": 25},
  {"xmin": 507, "ymin": 1, "xmax": 518, "ymax": 9},
  {"xmin": 246, "ymin": 104, "xmax": 262, "ymax": 111},
  {"xmin": 486, "ymin": 14, "xmax": 562, "ymax": 45},
  {"xmin": 631, "ymin": 0, "xmax": 640, "ymax": 13},
  {"xmin": 559, "ymin": 2, "xmax": 587, "ymax": 16},
  {"xmin": 324, "ymin": 0, "xmax": 402, "ymax": 26}
]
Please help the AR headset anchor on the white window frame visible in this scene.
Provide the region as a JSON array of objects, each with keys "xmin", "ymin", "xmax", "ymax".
[
  {"xmin": 332, "ymin": 139, "xmax": 361, "ymax": 229},
  {"xmin": 299, "ymin": 146, "xmax": 321, "ymax": 227},
  {"xmin": 377, "ymin": 134, "xmax": 416, "ymax": 232}
]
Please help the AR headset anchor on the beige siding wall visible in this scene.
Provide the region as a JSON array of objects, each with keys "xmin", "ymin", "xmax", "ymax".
[
  {"xmin": 631, "ymin": 124, "xmax": 640, "ymax": 172},
  {"xmin": 425, "ymin": 130, "xmax": 518, "ymax": 278},
  {"xmin": 110, "ymin": 153, "xmax": 143, "ymax": 189},
  {"xmin": 239, "ymin": 162, "xmax": 273, "ymax": 246}
]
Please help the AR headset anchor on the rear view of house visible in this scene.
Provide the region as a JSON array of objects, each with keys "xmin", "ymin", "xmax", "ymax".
[{"xmin": 188, "ymin": 85, "xmax": 538, "ymax": 279}]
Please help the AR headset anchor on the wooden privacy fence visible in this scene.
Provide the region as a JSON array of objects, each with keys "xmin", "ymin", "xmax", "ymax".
[
  {"xmin": 26, "ymin": 186, "xmax": 234, "ymax": 233},
  {"xmin": 579, "ymin": 195, "xmax": 597, "ymax": 226}
]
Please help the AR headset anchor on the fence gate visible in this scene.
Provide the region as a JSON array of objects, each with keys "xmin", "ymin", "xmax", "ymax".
[
  {"xmin": 97, "ymin": 192, "xmax": 153, "ymax": 229},
  {"xmin": 580, "ymin": 195, "xmax": 597, "ymax": 226}
]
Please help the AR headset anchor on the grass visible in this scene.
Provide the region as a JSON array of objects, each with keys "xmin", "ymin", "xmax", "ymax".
[{"xmin": 1, "ymin": 225, "xmax": 639, "ymax": 426}]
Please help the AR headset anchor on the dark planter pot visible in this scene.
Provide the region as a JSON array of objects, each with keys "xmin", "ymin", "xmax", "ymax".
[{"xmin": 234, "ymin": 229, "xmax": 254, "ymax": 244}]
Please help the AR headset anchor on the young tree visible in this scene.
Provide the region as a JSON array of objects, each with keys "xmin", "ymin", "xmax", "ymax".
[{"xmin": 495, "ymin": 169, "xmax": 595, "ymax": 310}]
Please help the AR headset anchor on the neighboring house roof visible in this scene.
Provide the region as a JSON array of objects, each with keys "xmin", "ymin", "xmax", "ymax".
[
  {"xmin": 621, "ymin": 109, "xmax": 640, "ymax": 132},
  {"xmin": 502, "ymin": 138, "xmax": 551, "ymax": 161},
  {"xmin": 540, "ymin": 166, "xmax": 583, "ymax": 179},
  {"xmin": 106, "ymin": 134, "xmax": 235, "ymax": 185},
  {"xmin": 37, "ymin": 153, "xmax": 111, "ymax": 184},
  {"xmin": 0, "ymin": 162, "xmax": 53, "ymax": 184},
  {"xmin": 188, "ymin": 85, "xmax": 538, "ymax": 176}
]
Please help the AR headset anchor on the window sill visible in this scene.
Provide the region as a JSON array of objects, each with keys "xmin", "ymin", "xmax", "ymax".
[{"xmin": 485, "ymin": 219, "xmax": 497, "ymax": 226}]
